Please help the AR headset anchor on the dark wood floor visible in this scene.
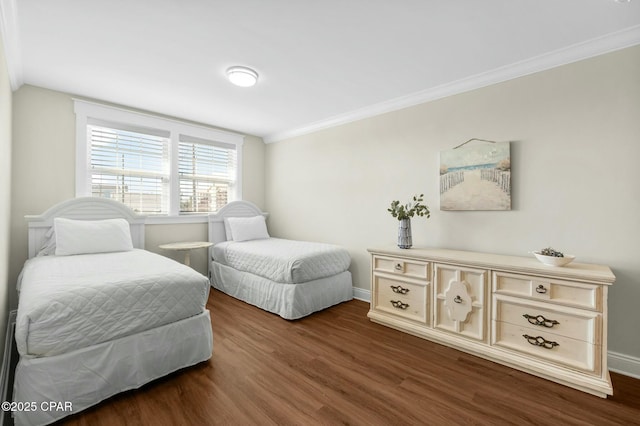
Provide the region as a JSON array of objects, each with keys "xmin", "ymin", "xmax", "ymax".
[{"xmin": 59, "ymin": 290, "xmax": 640, "ymax": 426}]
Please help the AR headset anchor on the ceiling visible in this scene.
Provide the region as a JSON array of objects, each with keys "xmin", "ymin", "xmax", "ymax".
[{"xmin": 2, "ymin": 0, "xmax": 640, "ymax": 142}]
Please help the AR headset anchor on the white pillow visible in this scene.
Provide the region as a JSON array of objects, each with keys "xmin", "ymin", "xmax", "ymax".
[
  {"xmin": 54, "ymin": 217, "xmax": 134, "ymax": 256},
  {"xmin": 226, "ymin": 216, "xmax": 270, "ymax": 242}
]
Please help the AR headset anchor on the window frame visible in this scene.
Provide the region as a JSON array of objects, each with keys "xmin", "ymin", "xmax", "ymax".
[{"xmin": 74, "ymin": 99, "xmax": 244, "ymax": 224}]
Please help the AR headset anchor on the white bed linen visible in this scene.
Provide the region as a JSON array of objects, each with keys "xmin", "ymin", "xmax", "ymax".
[
  {"xmin": 210, "ymin": 261, "xmax": 352, "ymax": 319},
  {"xmin": 13, "ymin": 310, "xmax": 213, "ymax": 426},
  {"xmin": 213, "ymin": 238, "xmax": 351, "ymax": 284},
  {"xmin": 16, "ymin": 249, "xmax": 209, "ymax": 357}
]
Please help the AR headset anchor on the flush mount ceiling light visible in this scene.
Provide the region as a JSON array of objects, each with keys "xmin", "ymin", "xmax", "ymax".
[{"xmin": 226, "ymin": 66, "xmax": 259, "ymax": 87}]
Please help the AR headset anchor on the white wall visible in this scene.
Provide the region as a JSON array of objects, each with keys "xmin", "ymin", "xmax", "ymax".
[
  {"xmin": 265, "ymin": 46, "xmax": 640, "ymax": 360},
  {"xmin": 0, "ymin": 29, "xmax": 13, "ymax": 364},
  {"xmin": 9, "ymin": 85, "xmax": 265, "ymax": 308}
]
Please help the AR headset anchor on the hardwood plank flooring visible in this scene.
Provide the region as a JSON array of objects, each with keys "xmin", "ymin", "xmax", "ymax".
[{"xmin": 59, "ymin": 290, "xmax": 640, "ymax": 426}]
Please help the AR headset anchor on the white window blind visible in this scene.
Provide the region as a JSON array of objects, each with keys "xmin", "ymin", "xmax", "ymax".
[
  {"xmin": 89, "ymin": 124, "xmax": 170, "ymax": 214},
  {"xmin": 178, "ymin": 135, "xmax": 237, "ymax": 213},
  {"xmin": 75, "ymin": 100, "xmax": 244, "ymax": 221}
]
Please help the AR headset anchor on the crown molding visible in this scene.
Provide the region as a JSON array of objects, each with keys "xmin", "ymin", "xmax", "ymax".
[
  {"xmin": 264, "ymin": 24, "xmax": 640, "ymax": 143},
  {"xmin": 0, "ymin": 0, "xmax": 23, "ymax": 90}
]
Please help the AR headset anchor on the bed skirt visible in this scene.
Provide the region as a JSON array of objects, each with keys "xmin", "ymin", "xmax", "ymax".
[
  {"xmin": 13, "ymin": 310, "xmax": 213, "ymax": 426},
  {"xmin": 210, "ymin": 261, "xmax": 353, "ymax": 319}
]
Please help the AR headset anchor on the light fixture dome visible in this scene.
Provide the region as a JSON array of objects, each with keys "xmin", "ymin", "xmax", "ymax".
[{"xmin": 226, "ymin": 66, "xmax": 259, "ymax": 87}]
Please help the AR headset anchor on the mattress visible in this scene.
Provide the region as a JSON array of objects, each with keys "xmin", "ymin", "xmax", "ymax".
[
  {"xmin": 212, "ymin": 238, "xmax": 351, "ymax": 284},
  {"xmin": 16, "ymin": 249, "xmax": 210, "ymax": 358}
]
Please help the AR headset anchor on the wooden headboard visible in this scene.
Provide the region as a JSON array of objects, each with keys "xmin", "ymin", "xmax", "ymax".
[
  {"xmin": 207, "ymin": 200, "xmax": 269, "ymax": 246},
  {"xmin": 25, "ymin": 197, "xmax": 146, "ymax": 258}
]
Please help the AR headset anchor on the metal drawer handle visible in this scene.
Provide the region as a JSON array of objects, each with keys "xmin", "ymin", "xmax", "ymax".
[
  {"xmin": 535, "ymin": 284, "xmax": 547, "ymax": 294},
  {"xmin": 453, "ymin": 295, "xmax": 462, "ymax": 304},
  {"xmin": 390, "ymin": 300, "xmax": 409, "ymax": 310},
  {"xmin": 394, "ymin": 263, "xmax": 403, "ymax": 271},
  {"xmin": 523, "ymin": 314, "xmax": 559, "ymax": 328},
  {"xmin": 522, "ymin": 334, "xmax": 559, "ymax": 350},
  {"xmin": 390, "ymin": 285, "xmax": 410, "ymax": 294}
]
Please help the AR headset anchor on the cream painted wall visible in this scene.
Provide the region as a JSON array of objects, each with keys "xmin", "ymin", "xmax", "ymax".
[
  {"xmin": 0, "ymin": 32, "xmax": 13, "ymax": 363},
  {"xmin": 265, "ymin": 46, "xmax": 640, "ymax": 358},
  {"xmin": 9, "ymin": 85, "xmax": 265, "ymax": 308},
  {"xmin": 146, "ymin": 223, "xmax": 209, "ymax": 272}
]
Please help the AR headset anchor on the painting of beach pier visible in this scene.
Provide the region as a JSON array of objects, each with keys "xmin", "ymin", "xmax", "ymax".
[{"xmin": 440, "ymin": 141, "xmax": 511, "ymax": 211}]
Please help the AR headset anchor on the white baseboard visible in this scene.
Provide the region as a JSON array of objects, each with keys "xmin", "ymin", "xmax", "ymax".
[
  {"xmin": 352, "ymin": 287, "xmax": 371, "ymax": 302},
  {"xmin": 353, "ymin": 287, "xmax": 640, "ymax": 380},
  {"xmin": 608, "ymin": 351, "xmax": 640, "ymax": 380}
]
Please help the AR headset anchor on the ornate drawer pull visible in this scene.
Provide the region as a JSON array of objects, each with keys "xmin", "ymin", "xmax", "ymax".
[
  {"xmin": 394, "ymin": 263, "xmax": 403, "ymax": 271},
  {"xmin": 390, "ymin": 300, "xmax": 409, "ymax": 310},
  {"xmin": 390, "ymin": 285, "xmax": 410, "ymax": 294},
  {"xmin": 535, "ymin": 284, "xmax": 547, "ymax": 294},
  {"xmin": 522, "ymin": 334, "xmax": 559, "ymax": 350},
  {"xmin": 523, "ymin": 314, "xmax": 559, "ymax": 328},
  {"xmin": 453, "ymin": 295, "xmax": 462, "ymax": 304}
]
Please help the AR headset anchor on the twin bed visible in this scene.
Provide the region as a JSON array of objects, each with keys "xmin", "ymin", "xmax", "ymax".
[
  {"xmin": 13, "ymin": 198, "xmax": 352, "ymax": 425},
  {"xmin": 14, "ymin": 198, "xmax": 213, "ymax": 426},
  {"xmin": 208, "ymin": 201, "xmax": 353, "ymax": 320}
]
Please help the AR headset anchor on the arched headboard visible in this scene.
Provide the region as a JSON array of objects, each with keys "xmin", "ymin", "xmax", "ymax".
[
  {"xmin": 208, "ymin": 200, "xmax": 269, "ymax": 246},
  {"xmin": 25, "ymin": 197, "xmax": 146, "ymax": 258}
]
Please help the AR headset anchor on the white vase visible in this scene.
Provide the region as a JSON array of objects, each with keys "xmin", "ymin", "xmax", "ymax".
[{"xmin": 397, "ymin": 218, "xmax": 412, "ymax": 249}]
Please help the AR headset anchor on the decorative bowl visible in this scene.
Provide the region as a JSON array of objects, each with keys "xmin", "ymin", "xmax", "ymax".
[{"xmin": 532, "ymin": 251, "xmax": 575, "ymax": 267}]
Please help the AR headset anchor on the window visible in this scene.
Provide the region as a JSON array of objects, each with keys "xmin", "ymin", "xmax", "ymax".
[
  {"xmin": 178, "ymin": 135, "xmax": 237, "ymax": 213},
  {"xmin": 75, "ymin": 100, "xmax": 243, "ymax": 223},
  {"xmin": 89, "ymin": 124, "xmax": 170, "ymax": 214}
]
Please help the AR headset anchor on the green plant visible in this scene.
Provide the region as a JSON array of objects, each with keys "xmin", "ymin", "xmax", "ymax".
[{"xmin": 388, "ymin": 194, "xmax": 430, "ymax": 221}]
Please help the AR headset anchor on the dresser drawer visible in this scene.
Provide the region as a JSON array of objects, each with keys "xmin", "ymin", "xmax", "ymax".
[
  {"xmin": 373, "ymin": 255, "xmax": 429, "ymax": 280},
  {"xmin": 373, "ymin": 275, "xmax": 428, "ymax": 323},
  {"xmin": 493, "ymin": 296, "xmax": 601, "ymax": 344},
  {"xmin": 492, "ymin": 320, "xmax": 600, "ymax": 374},
  {"xmin": 493, "ymin": 272, "xmax": 601, "ymax": 310}
]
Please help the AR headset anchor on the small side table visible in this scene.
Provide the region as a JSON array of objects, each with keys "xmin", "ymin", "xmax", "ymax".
[{"xmin": 159, "ymin": 241, "xmax": 213, "ymax": 267}]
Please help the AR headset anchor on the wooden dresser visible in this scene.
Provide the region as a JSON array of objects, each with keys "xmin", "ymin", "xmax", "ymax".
[{"xmin": 367, "ymin": 247, "xmax": 615, "ymax": 397}]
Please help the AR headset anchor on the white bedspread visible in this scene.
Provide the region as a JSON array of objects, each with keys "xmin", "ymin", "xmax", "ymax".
[
  {"xmin": 213, "ymin": 238, "xmax": 351, "ymax": 284},
  {"xmin": 16, "ymin": 249, "xmax": 210, "ymax": 358}
]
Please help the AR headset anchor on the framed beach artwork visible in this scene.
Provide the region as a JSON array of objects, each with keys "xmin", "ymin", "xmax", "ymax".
[{"xmin": 440, "ymin": 140, "xmax": 511, "ymax": 211}]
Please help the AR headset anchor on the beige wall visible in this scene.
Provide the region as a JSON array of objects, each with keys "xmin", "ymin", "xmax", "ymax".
[
  {"xmin": 0, "ymin": 32, "xmax": 12, "ymax": 362},
  {"xmin": 265, "ymin": 46, "xmax": 640, "ymax": 359},
  {"xmin": 9, "ymin": 85, "xmax": 265, "ymax": 308}
]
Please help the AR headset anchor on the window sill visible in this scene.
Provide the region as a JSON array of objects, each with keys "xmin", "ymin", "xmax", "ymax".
[{"xmin": 145, "ymin": 214, "xmax": 209, "ymax": 225}]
